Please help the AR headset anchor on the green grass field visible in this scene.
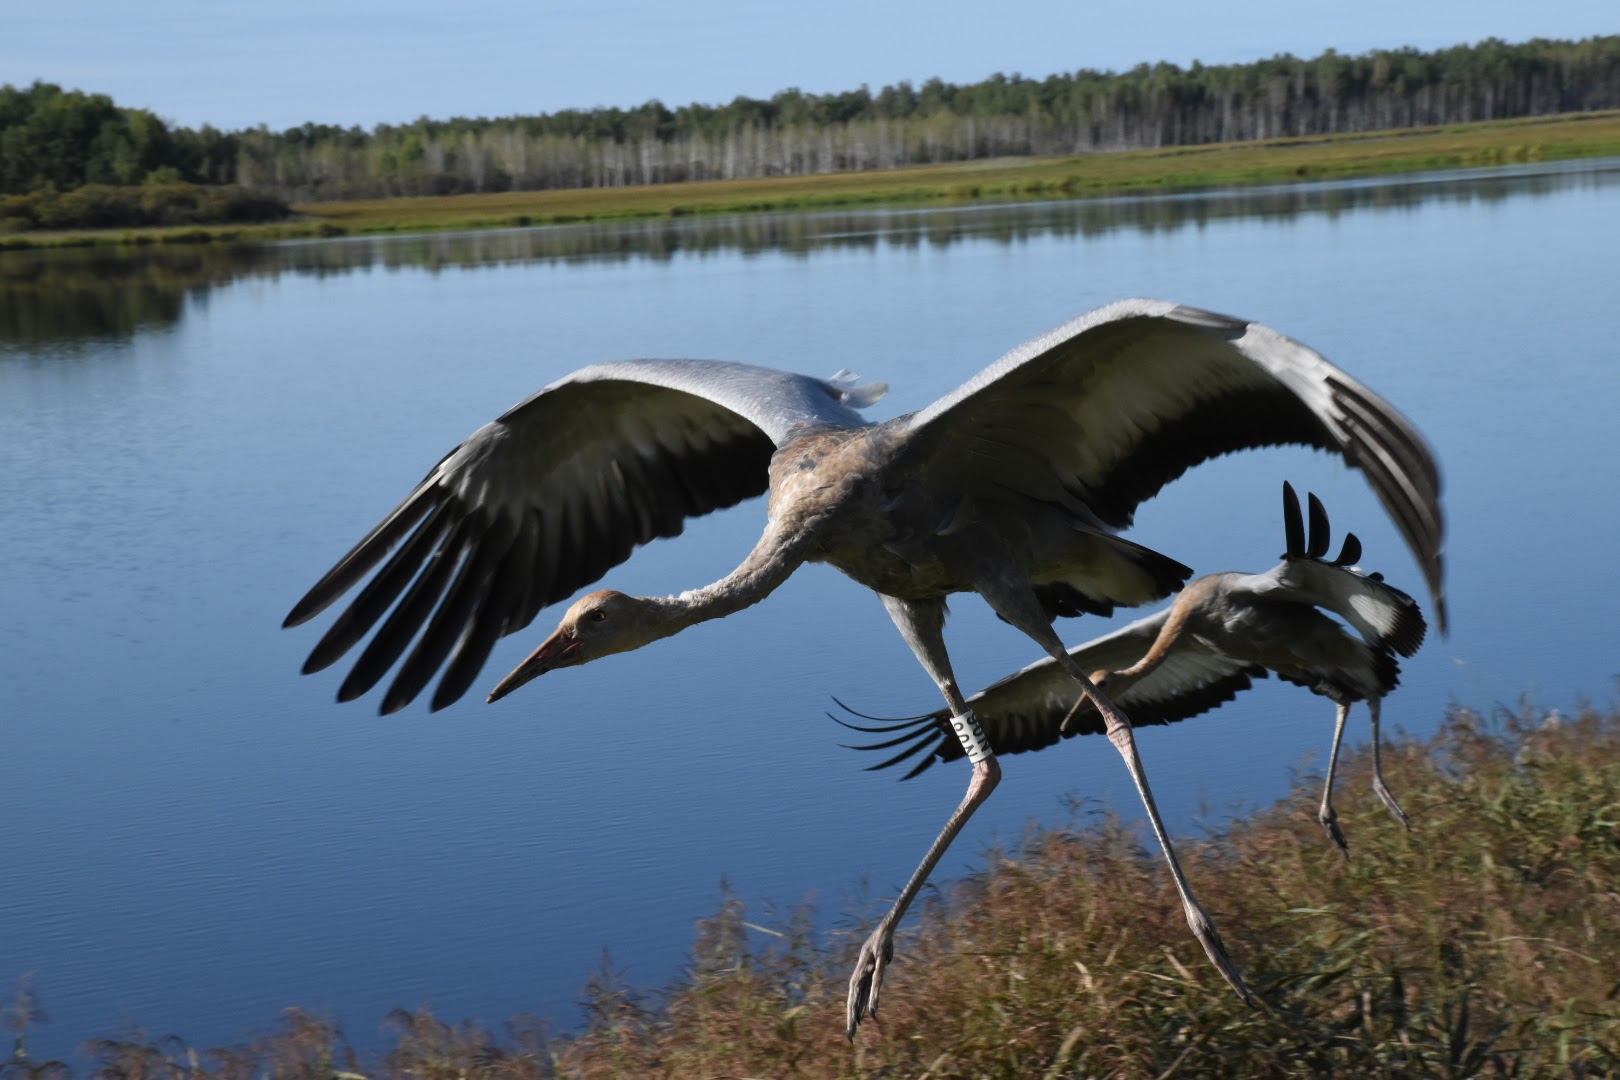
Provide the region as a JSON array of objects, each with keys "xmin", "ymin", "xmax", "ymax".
[{"xmin": 6, "ymin": 110, "xmax": 1619, "ymax": 251}]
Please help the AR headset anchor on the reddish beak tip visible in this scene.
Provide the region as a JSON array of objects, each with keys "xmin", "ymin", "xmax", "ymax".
[{"xmin": 485, "ymin": 630, "xmax": 579, "ymax": 704}]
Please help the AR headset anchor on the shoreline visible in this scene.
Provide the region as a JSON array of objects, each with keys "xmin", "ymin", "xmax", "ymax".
[{"xmin": 4, "ymin": 110, "xmax": 1619, "ymax": 252}]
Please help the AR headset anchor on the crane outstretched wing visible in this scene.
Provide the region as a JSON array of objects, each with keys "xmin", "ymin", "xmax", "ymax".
[
  {"xmin": 284, "ymin": 360, "xmax": 885, "ymax": 714},
  {"xmin": 836, "ymin": 609, "xmax": 1265, "ymax": 779},
  {"xmin": 899, "ymin": 299, "xmax": 1446, "ymax": 631}
]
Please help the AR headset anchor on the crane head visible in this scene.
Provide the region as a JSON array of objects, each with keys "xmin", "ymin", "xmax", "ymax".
[{"xmin": 486, "ymin": 589, "xmax": 655, "ymax": 703}]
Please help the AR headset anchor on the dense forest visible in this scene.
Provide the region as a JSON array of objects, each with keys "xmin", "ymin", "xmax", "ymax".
[{"xmin": 3, "ymin": 34, "xmax": 1618, "ymax": 208}]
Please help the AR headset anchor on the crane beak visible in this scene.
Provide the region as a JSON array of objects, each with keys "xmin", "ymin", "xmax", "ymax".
[{"xmin": 486, "ymin": 628, "xmax": 582, "ymax": 703}]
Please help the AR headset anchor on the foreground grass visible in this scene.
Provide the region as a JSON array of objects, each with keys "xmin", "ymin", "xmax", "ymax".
[
  {"xmin": 13, "ymin": 704, "xmax": 1620, "ymax": 1078},
  {"xmin": 6, "ymin": 109, "xmax": 1620, "ymax": 251}
]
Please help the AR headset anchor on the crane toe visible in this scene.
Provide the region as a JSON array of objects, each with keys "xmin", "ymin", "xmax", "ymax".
[
  {"xmin": 1182, "ymin": 900, "xmax": 1256, "ymax": 1007},
  {"xmin": 1373, "ymin": 776, "xmax": 1413, "ymax": 831},
  {"xmin": 845, "ymin": 925, "xmax": 895, "ymax": 1038},
  {"xmin": 1318, "ymin": 804, "xmax": 1352, "ymax": 860}
]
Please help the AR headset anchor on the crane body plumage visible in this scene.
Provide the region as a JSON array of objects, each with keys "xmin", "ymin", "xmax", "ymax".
[
  {"xmin": 760, "ymin": 423, "xmax": 1186, "ymax": 608},
  {"xmin": 284, "ymin": 299, "xmax": 1445, "ymax": 1035}
]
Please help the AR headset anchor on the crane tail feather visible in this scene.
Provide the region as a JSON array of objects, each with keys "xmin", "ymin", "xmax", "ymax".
[
  {"xmin": 1335, "ymin": 532, "xmax": 1363, "ymax": 567},
  {"xmin": 1282, "ymin": 481, "xmax": 1305, "ymax": 557},
  {"xmin": 1306, "ymin": 491, "xmax": 1332, "ymax": 559}
]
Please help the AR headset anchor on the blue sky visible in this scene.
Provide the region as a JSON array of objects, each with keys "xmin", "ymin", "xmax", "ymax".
[{"xmin": 8, "ymin": 1, "xmax": 1616, "ymax": 132}]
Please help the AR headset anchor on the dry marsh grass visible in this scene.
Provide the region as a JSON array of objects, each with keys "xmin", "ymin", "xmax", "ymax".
[{"xmin": 9, "ymin": 705, "xmax": 1620, "ymax": 1078}]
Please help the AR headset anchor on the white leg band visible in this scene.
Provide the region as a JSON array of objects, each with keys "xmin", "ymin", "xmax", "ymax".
[{"xmin": 949, "ymin": 709, "xmax": 992, "ymax": 764}]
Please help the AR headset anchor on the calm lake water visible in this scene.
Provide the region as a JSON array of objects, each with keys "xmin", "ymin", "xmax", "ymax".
[{"xmin": 3, "ymin": 159, "xmax": 1618, "ymax": 1060}]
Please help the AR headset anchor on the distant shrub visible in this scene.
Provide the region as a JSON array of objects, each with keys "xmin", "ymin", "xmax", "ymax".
[
  {"xmin": 158, "ymin": 228, "xmax": 216, "ymax": 244},
  {"xmin": 0, "ymin": 182, "xmax": 291, "ymax": 232}
]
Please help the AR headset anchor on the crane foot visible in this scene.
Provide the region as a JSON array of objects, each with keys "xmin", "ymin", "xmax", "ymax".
[
  {"xmin": 1183, "ymin": 900, "xmax": 1256, "ymax": 1007},
  {"xmin": 845, "ymin": 923, "xmax": 895, "ymax": 1038},
  {"xmin": 1318, "ymin": 805, "xmax": 1351, "ymax": 860},
  {"xmin": 1373, "ymin": 777, "xmax": 1412, "ymax": 831}
]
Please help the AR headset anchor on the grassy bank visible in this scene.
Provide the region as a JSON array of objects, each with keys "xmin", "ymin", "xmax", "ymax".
[
  {"xmin": 5, "ymin": 110, "xmax": 1619, "ymax": 251},
  {"xmin": 15, "ymin": 704, "xmax": 1620, "ymax": 1077}
]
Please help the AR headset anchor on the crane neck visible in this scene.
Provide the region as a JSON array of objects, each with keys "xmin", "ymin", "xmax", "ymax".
[
  {"xmin": 1112, "ymin": 577, "xmax": 1212, "ymax": 686},
  {"xmin": 644, "ymin": 516, "xmax": 813, "ymax": 635}
]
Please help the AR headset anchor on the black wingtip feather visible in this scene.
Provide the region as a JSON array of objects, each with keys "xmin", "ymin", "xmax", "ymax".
[
  {"xmin": 429, "ymin": 520, "xmax": 536, "ymax": 711},
  {"xmin": 380, "ymin": 515, "xmax": 518, "ymax": 714},
  {"xmin": 1282, "ymin": 481, "xmax": 1304, "ymax": 557},
  {"xmin": 1389, "ymin": 595, "xmax": 1428, "ymax": 659},
  {"xmin": 1325, "ymin": 375, "xmax": 1446, "ymax": 633},
  {"xmin": 429, "ymin": 616, "xmax": 503, "ymax": 713},
  {"xmin": 284, "ymin": 487, "xmax": 436, "ymax": 628},
  {"xmin": 900, "ymin": 753, "xmax": 942, "ymax": 781},
  {"xmin": 1306, "ymin": 492, "xmax": 1332, "ymax": 559},
  {"xmin": 336, "ymin": 520, "xmax": 477, "ymax": 706},
  {"xmin": 299, "ymin": 502, "xmax": 455, "ymax": 675},
  {"xmin": 828, "ymin": 712, "xmax": 937, "ymax": 735},
  {"xmin": 1373, "ymin": 649, "xmax": 1403, "ymax": 697},
  {"xmin": 1335, "ymin": 532, "xmax": 1363, "ymax": 567},
  {"xmin": 865, "ymin": 734, "xmax": 944, "ymax": 774},
  {"xmin": 847, "ymin": 727, "xmax": 944, "ymax": 753},
  {"xmin": 830, "ymin": 700, "xmax": 953, "ymax": 779}
]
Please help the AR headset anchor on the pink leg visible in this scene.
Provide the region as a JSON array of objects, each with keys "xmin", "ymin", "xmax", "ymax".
[
  {"xmin": 848, "ymin": 595, "xmax": 1005, "ymax": 1036},
  {"xmin": 1319, "ymin": 702, "xmax": 1353, "ymax": 858},
  {"xmin": 987, "ymin": 586, "xmax": 1253, "ymax": 1006},
  {"xmin": 846, "ymin": 752, "xmax": 1000, "ymax": 1036}
]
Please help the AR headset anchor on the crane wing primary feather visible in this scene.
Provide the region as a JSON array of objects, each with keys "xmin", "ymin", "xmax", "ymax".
[
  {"xmin": 284, "ymin": 360, "xmax": 884, "ymax": 714},
  {"xmin": 899, "ymin": 299, "xmax": 1446, "ymax": 631},
  {"xmin": 838, "ymin": 609, "xmax": 1263, "ymax": 778}
]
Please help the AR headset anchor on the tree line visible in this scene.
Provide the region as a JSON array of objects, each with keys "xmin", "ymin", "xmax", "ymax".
[
  {"xmin": 0, "ymin": 83, "xmax": 285, "ymax": 231},
  {"xmin": 3, "ymin": 34, "xmax": 1618, "ymax": 207}
]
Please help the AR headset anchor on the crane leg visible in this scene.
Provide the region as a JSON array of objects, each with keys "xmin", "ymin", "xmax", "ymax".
[
  {"xmin": 846, "ymin": 595, "xmax": 1002, "ymax": 1038},
  {"xmin": 985, "ymin": 586, "xmax": 1254, "ymax": 1007},
  {"xmin": 1367, "ymin": 698, "xmax": 1411, "ymax": 829},
  {"xmin": 1319, "ymin": 703, "xmax": 1353, "ymax": 858}
]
